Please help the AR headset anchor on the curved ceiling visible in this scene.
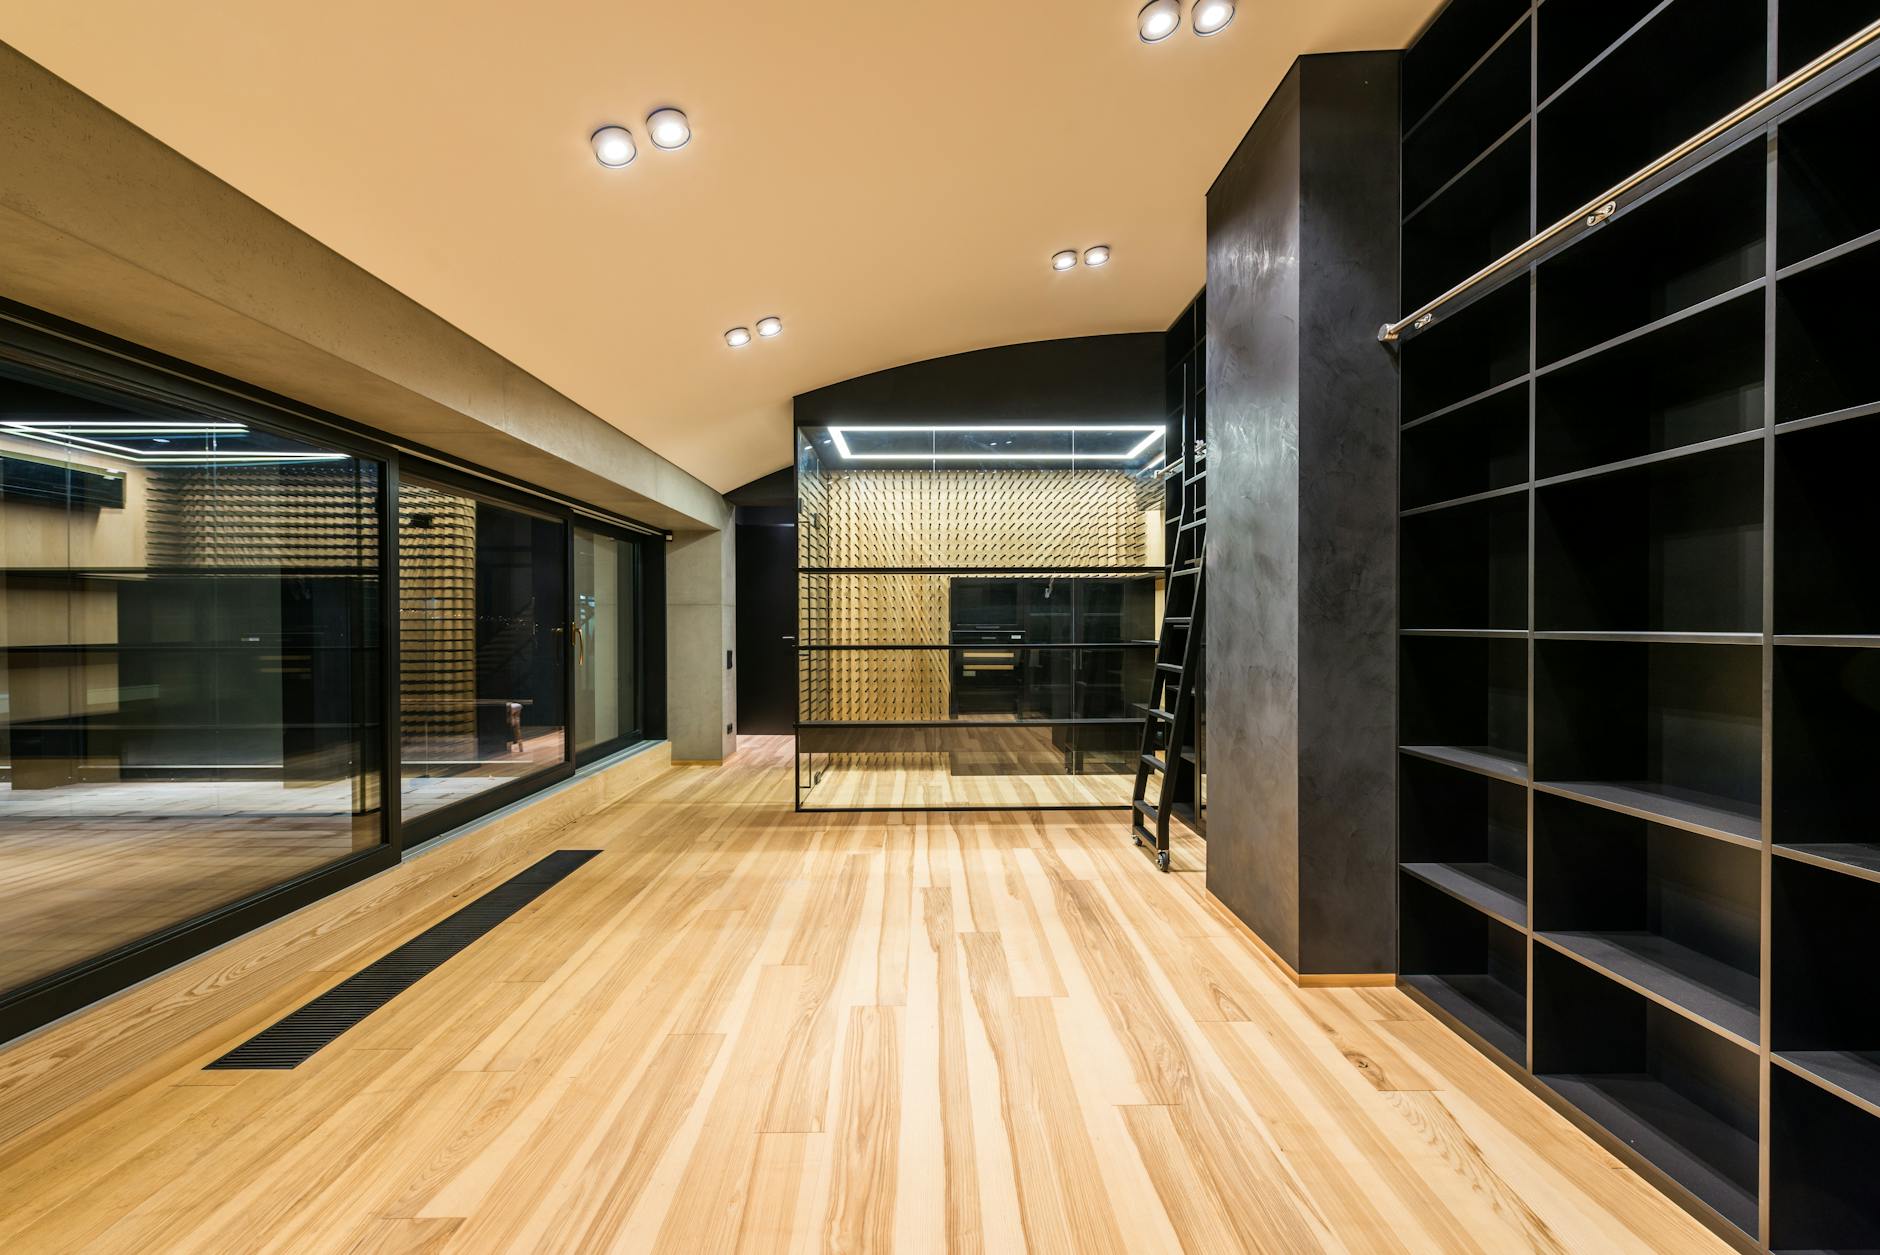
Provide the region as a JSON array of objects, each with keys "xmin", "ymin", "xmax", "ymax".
[{"xmin": 0, "ymin": 0, "xmax": 1439, "ymax": 492}]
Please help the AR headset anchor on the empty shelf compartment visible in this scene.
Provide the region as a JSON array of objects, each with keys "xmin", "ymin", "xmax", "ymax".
[
  {"xmin": 1403, "ymin": 0, "xmax": 1530, "ymax": 127},
  {"xmin": 1535, "ymin": 0, "xmax": 1765, "ymax": 224},
  {"xmin": 1777, "ymin": 233, "xmax": 1880, "ymax": 422},
  {"xmin": 1534, "ymin": 946, "xmax": 1760, "ymax": 1237},
  {"xmin": 1402, "ymin": 381, "xmax": 1529, "ymax": 510},
  {"xmin": 1535, "ymin": 792, "xmax": 1761, "ymax": 1045},
  {"xmin": 1401, "ymin": 280, "xmax": 1530, "ymax": 423},
  {"xmin": 1404, "ymin": 124, "xmax": 1532, "ymax": 310},
  {"xmin": 1535, "ymin": 440, "xmax": 1764, "ymax": 634},
  {"xmin": 1537, "ymin": 0, "xmax": 1662, "ymax": 101},
  {"xmin": 1400, "ymin": 750, "xmax": 1529, "ymax": 908},
  {"xmin": 1775, "ymin": 416, "xmax": 1880, "ymax": 635},
  {"xmin": 1777, "ymin": 63, "xmax": 1880, "ymax": 266},
  {"xmin": 1535, "ymin": 640, "xmax": 1762, "ymax": 840},
  {"xmin": 1534, "ymin": 287, "xmax": 1764, "ymax": 480},
  {"xmin": 1401, "ymin": 636, "xmax": 1528, "ymax": 774},
  {"xmin": 1536, "ymin": 140, "xmax": 1765, "ymax": 366},
  {"xmin": 1769, "ymin": 1066, "xmax": 1880, "ymax": 1251},
  {"xmin": 1777, "ymin": 0, "xmax": 1880, "ymax": 75},
  {"xmin": 1402, "ymin": 494, "xmax": 1528, "ymax": 631},
  {"xmin": 1404, "ymin": 18, "xmax": 1532, "ymax": 213},
  {"xmin": 1774, "ymin": 648, "xmax": 1880, "ymax": 871},
  {"xmin": 1773, "ymin": 860, "xmax": 1880, "ymax": 1086},
  {"xmin": 1401, "ymin": 873, "xmax": 1527, "ymax": 1063}
]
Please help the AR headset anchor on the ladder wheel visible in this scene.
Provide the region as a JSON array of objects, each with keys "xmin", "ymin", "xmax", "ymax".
[
  {"xmin": 1156, "ymin": 850, "xmax": 1171, "ymax": 872},
  {"xmin": 1131, "ymin": 831, "xmax": 1143, "ymax": 847}
]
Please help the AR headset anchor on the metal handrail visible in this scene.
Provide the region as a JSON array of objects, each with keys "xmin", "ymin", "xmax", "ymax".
[{"xmin": 1378, "ymin": 18, "xmax": 1880, "ymax": 345}]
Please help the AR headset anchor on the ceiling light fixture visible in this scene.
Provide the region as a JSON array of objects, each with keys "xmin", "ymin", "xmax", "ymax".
[
  {"xmin": 725, "ymin": 326, "xmax": 752, "ymax": 347},
  {"xmin": 756, "ymin": 316, "xmax": 783, "ymax": 338},
  {"xmin": 646, "ymin": 108, "xmax": 691, "ymax": 150},
  {"xmin": 591, "ymin": 125, "xmax": 637, "ymax": 167},
  {"xmin": 1084, "ymin": 245, "xmax": 1111, "ymax": 267},
  {"xmin": 1138, "ymin": 0, "xmax": 1181, "ymax": 42},
  {"xmin": 1051, "ymin": 250, "xmax": 1079, "ymax": 271},
  {"xmin": 1193, "ymin": 0, "xmax": 1237, "ymax": 36},
  {"xmin": 827, "ymin": 424, "xmax": 1164, "ymax": 462}
]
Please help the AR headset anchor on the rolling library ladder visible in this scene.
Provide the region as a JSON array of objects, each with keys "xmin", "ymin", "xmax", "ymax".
[{"xmin": 1129, "ymin": 444, "xmax": 1205, "ymax": 871}]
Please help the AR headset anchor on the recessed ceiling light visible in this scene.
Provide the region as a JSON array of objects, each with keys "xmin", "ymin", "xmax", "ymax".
[
  {"xmin": 1193, "ymin": 0, "xmax": 1236, "ymax": 36},
  {"xmin": 756, "ymin": 316, "xmax": 783, "ymax": 338},
  {"xmin": 647, "ymin": 108, "xmax": 691, "ymax": 150},
  {"xmin": 1138, "ymin": 0, "xmax": 1181, "ymax": 43},
  {"xmin": 725, "ymin": 326, "xmax": 752, "ymax": 347},
  {"xmin": 1052, "ymin": 250, "xmax": 1079, "ymax": 271},
  {"xmin": 1084, "ymin": 245, "xmax": 1111, "ymax": 267},
  {"xmin": 591, "ymin": 125, "xmax": 637, "ymax": 168}
]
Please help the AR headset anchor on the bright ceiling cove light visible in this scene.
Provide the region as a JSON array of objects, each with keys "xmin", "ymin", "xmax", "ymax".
[
  {"xmin": 591, "ymin": 125, "xmax": 636, "ymax": 167},
  {"xmin": 756, "ymin": 316, "xmax": 783, "ymax": 338},
  {"xmin": 1138, "ymin": 0, "xmax": 1181, "ymax": 42},
  {"xmin": 1051, "ymin": 250, "xmax": 1079, "ymax": 271},
  {"xmin": 725, "ymin": 326, "xmax": 752, "ymax": 347},
  {"xmin": 1193, "ymin": 0, "xmax": 1237, "ymax": 36},
  {"xmin": 827, "ymin": 424, "xmax": 1165, "ymax": 462},
  {"xmin": 1084, "ymin": 245, "xmax": 1111, "ymax": 267},
  {"xmin": 646, "ymin": 108, "xmax": 691, "ymax": 150}
]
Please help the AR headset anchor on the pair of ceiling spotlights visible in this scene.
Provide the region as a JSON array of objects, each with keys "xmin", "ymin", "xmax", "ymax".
[
  {"xmin": 725, "ymin": 318, "xmax": 783, "ymax": 348},
  {"xmin": 1053, "ymin": 245, "xmax": 1112, "ymax": 271},
  {"xmin": 1139, "ymin": 0, "xmax": 1236, "ymax": 42},
  {"xmin": 590, "ymin": 109, "xmax": 691, "ymax": 168}
]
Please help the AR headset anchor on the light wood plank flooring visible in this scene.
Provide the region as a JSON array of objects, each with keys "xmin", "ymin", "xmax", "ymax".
[{"xmin": 0, "ymin": 737, "xmax": 1728, "ymax": 1253}]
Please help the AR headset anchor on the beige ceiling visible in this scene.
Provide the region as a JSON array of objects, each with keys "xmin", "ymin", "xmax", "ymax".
[{"xmin": 0, "ymin": 0, "xmax": 1439, "ymax": 493}]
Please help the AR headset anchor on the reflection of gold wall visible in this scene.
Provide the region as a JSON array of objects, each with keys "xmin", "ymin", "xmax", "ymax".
[
  {"xmin": 395, "ymin": 487, "xmax": 477, "ymax": 756},
  {"xmin": 0, "ymin": 438, "xmax": 146, "ymax": 788},
  {"xmin": 799, "ymin": 468, "xmax": 1155, "ymax": 724}
]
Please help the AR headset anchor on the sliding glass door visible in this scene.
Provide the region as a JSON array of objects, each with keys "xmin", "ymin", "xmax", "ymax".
[{"xmin": 574, "ymin": 525, "xmax": 641, "ymax": 763}]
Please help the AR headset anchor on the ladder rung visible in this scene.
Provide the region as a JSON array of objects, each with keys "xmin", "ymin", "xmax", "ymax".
[
  {"xmin": 1156, "ymin": 663, "xmax": 1182, "ymax": 673},
  {"xmin": 1147, "ymin": 707, "xmax": 1175, "ymax": 721},
  {"xmin": 1164, "ymin": 617, "xmax": 1191, "ymax": 628},
  {"xmin": 1179, "ymin": 519, "xmax": 1206, "ymax": 531},
  {"xmin": 1170, "ymin": 566, "xmax": 1199, "ymax": 578},
  {"xmin": 1140, "ymin": 754, "xmax": 1165, "ymax": 773},
  {"xmin": 1133, "ymin": 799, "xmax": 1160, "ymax": 821},
  {"xmin": 1186, "ymin": 470, "xmax": 1208, "ymax": 484}
]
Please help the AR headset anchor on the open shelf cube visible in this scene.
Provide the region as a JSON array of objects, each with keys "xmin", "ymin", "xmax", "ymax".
[
  {"xmin": 1777, "ymin": 64, "xmax": 1880, "ymax": 267},
  {"xmin": 1535, "ymin": 0, "xmax": 1765, "ymax": 225},
  {"xmin": 1401, "ymin": 751, "xmax": 1528, "ymax": 927},
  {"xmin": 1770, "ymin": 1067, "xmax": 1880, "ymax": 1253},
  {"xmin": 1534, "ymin": 791, "xmax": 1761, "ymax": 1046},
  {"xmin": 1401, "ymin": 873, "xmax": 1527, "ymax": 1063},
  {"xmin": 1537, "ymin": 0, "xmax": 1663, "ymax": 101},
  {"xmin": 1535, "ymin": 441, "xmax": 1763, "ymax": 634},
  {"xmin": 1402, "ymin": 382, "xmax": 1528, "ymax": 511},
  {"xmin": 1534, "ymin": 287, "xmax": 1764, "ymax": 480},
  {"xmin": 1401, "ymin": 635, "xmax": 1528, "ymax": 776},
  {"xmin": 1536, "ymin": 140, "xmax": 1765, "ymax": 366},
  {"xmin": 1401, "ymin": 280, "xmax": 1530, "ymax": 422},
  {"xmin": 1533, "ymin": 945, "xmax": 1760, "ymax": 1237},
  {"xmin": 1773, "ymin": 859, "xmax": 1880, "ymax": 1110},
  {"xmin": 1775, "ymin": 416, "xmax": 1880, "ymax": 636},
  {"xmin": 1777, "ymin": 0, "xmax": 1880, "ymax": 75},
  {"xmin": 1403, "ymin": 0, "xmax": 1530, "ymax": 128},
  {"xmin": 1534, "ymin": 640, "xmax": 1762, "ymax": 842},
  {"xmin": 1402, "ymin": 493, "xmax": 1527, "ymax": 631},
  {"xmin": 1404, "ymin": 17, "xmax": 1532, "ymax": 213},
  {"xmin": 1404, "ymin": 124, "xmax": 1532, "ymax": 310},
  {"xmin": 1777, "ymin": 234, "xmax": 1880, "ymax": 423},
  {"xmin": 1774, "ymin": 646, "xmax": 1880, "ymax": 879}
]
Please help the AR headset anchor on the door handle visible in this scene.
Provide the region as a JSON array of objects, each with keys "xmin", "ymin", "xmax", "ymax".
[{"xmin": 782, "ymin": 635, "xmax": 796, "ymax": 641}]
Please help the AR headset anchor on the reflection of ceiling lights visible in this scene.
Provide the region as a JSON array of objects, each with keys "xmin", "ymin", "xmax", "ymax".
[
  {"xmin": 725, "ymin": 326, "xmax": 752, "ymax": 347},
  {"xmin": 646, "ymin": 108, "xmax": 691, "ymax": 150},
  {"xmin": 1138, "ymin": 0, "xmax": 1181, "ymax": 42},
  {"xmin": 591, "ymin": 125, "xmax": 637, "ymax": 167},
  {"xmin": 0, "ymin": 420, "xmax": 347, "ymax": 464},
  {"xmin": 827, "ymin": 424, "xmax": 1163, "ymax": 462},
  {"xmin": 1193, "ymin": 0, "xmax": 1236, "ymax": 36}
]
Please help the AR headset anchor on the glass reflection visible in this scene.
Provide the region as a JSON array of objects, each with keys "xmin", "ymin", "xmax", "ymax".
[
  {"xmin": 0, "ymin": 370, "xmax": 383, "ymax": 996},
  {"xmin": 574, "ymin": 527, "xmax": 638, "ymax": 756},
  {"xmin": 398, "ymin": 481, "xmax": 566, "ymax": 820}
]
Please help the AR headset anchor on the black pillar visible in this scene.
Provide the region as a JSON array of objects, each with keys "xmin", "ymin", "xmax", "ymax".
[{"xmin": 1204, "ymin": 52, "xmax": 1401, "ymax": 977}]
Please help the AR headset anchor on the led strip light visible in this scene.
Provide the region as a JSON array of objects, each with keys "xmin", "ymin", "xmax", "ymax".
[{"xmin": 827, "ymin": 424, "xmax": 1164, "ymax": 463}]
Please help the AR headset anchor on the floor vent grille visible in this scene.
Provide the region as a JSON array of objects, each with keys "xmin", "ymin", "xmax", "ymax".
[{"xmin": 205, "ymin": 849, "xmax": 600, "ymax": 1070}]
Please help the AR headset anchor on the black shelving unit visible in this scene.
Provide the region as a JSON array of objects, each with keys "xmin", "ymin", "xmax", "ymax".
[{"xmin": 1395, "ymin": 4, "xmax": 1880, "ymax": 1249}]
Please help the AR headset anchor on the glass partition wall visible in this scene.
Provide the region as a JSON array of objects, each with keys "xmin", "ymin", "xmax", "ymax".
[
  {"xmin": 795, "ymin": 423, "xmax": 1167, "ymax": 809},
  {"xmin": 0, "ymin": 324, "xmax": 656, "ymax": 1041}
]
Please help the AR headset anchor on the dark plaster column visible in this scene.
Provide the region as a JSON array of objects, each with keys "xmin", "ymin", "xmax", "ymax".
[{"xmin": 1204, "ymin": 52, "xmax": 1401, "ymax": 977}]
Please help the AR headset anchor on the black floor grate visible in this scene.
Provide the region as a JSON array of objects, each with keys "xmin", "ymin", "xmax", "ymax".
[{"xmin": 205, "ymin": 849, "xmax": 600, "ymax": 1070}]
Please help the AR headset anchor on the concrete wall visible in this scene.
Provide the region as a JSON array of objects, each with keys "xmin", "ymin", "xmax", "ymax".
[
  {"xmin": 667, "ymin": 527, "xmax": 739, "ymax": 761},
  {"xmin": 1206, "ymin": 53, "xmax": 1401, "ymax": 978},
  {"xmin": 0, "ymin": 41, "xmax": 736, "ymax": 759}
]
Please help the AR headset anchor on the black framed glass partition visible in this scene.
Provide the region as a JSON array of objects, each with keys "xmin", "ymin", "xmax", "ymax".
[
  {"xmin": 397, "ymin": 476, "xmax": 570, "ymax": 839},
  {"xmin": 794, "ymin": 422, "xmax": 1167, "ymax": 810},
  {"xmin": 0, "ymin": 364, "xmax": 385, "ymax": 1000},
  {"xmin": 0, "ymin": 303, "xmax": 662, "ymax": 1044},
  {"xmin": 574, "ymin": 524, "xmax": 642, "ymax": 763}
]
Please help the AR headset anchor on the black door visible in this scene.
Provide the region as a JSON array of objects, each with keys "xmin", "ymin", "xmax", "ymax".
[{"xmin": 735, "ymin": 519, "xmax": 797, "ymax": 734}]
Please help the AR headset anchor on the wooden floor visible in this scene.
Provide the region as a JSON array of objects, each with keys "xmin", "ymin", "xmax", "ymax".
[{"xmin": 0, "ymin": 737, "xmax": 1728, "ymax": 1253}]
